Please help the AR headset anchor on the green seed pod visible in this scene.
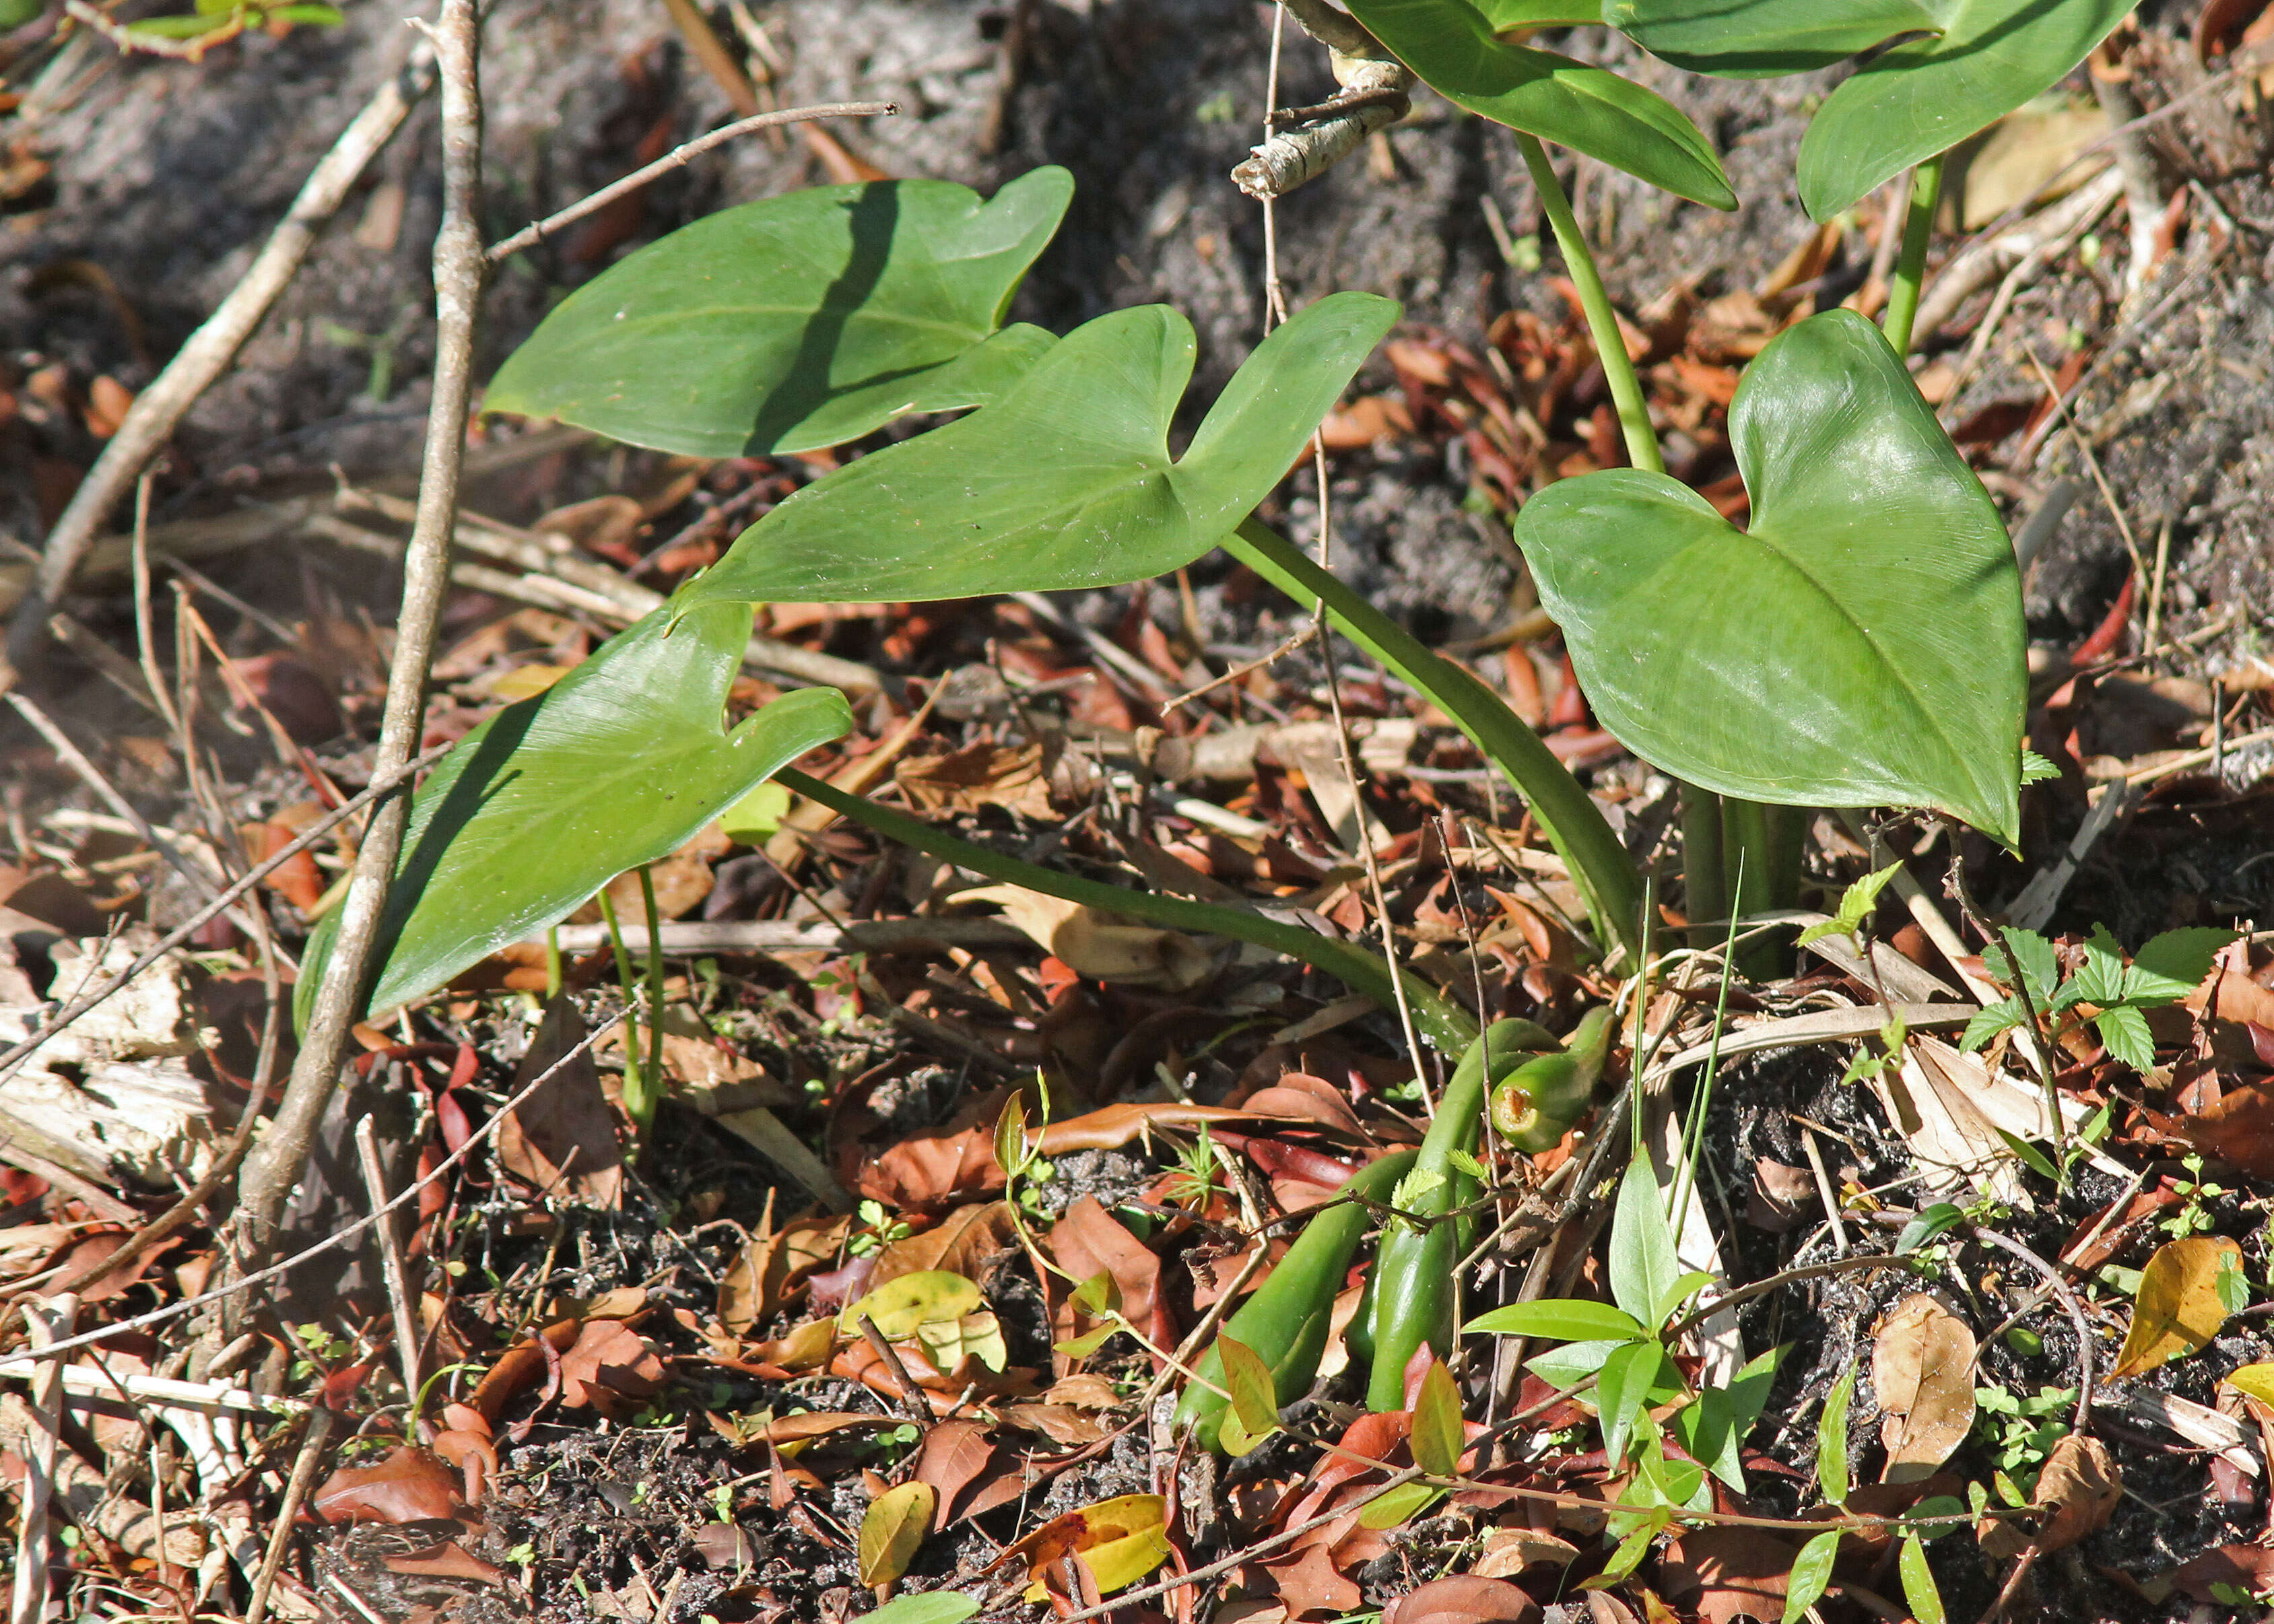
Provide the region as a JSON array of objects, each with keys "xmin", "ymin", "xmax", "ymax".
[{"xmin": 1488, "ymin": 1007, "xmax": 1614, "ymax": 1153}]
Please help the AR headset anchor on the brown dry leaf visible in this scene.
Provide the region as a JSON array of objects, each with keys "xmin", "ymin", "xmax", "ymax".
[
  {"xmin": 912, "ymin": 1419, "xmax": 997, "ymax": 1528},
  {"xmin": 1873, "ymin": 1294, "xmax": 1978, "ymax": 1482},
  {"xmin": 743, "ymin": 1316, "xmax": 839, "ymax": 1373},
  {"xmin": 497, "ymin": 996, "xmax": 623, "ymax": 1208},
  {"xmin": 2114, "ymin": 1236, "xmax": 2243, "ymax": 1380},
  {"xmin": 1383, "ymin": 1576, "xmax": 1540, "ymax": 1624},
  {"xmin": 1050, "ymin": 1196, "xmax": 1160, "ymax": 1353},
  {"xmin": 2174, "ymin": 1543, "xmax": 2274, "ymax": 1602},
  {"xmin": 1257, "ymin": 1541, "xmax": 1362, "ymax": 1617},
  {"xmin": 312, "ymin": 1447, "xmax": 467, "ymax": 1525},
  {"xmin": 430, "ymin": 1426, "xmax": 498, "ymax": 1507},
  {"xmin": 1659, "ymin": 1527, "xmax": 1801, "ymax": 1624},
  {"xmin": 898, "ymin": 741, "xmax": 1056, "ymax": 819},
  {"xmin": 1473, "ymin": 1526, "xmax": 1581, "ymax": 1578},
  {"xmin": 556, "ymin": 1320, "xmax": 665, "ymax": 1417},
  {"xmin": 955, "ymin": 883, "xmax": 1211, "ymax": 990},
  {"xmin": 2176, "ymin": 1079, "xmax": 2274, "ymax": 1177},
  {"xmin": 1980, "ymin": 1433, "xmax": 2120, "ymax": 1559},
  {"xmin": 718, "ymin": 1213, "xmax": 846, "ymax": 1334},
  {"xmin": 1041, "ymin": 1372, "xmax": 1121, "ymax": 1409},
  {"xmin": 1002, "ymin": 1402, "xmax": 1111, "ymax": 1446},
  {"xmin": 871, "ymin": 1200, "xmax": 1017, "ymax": 1291}
]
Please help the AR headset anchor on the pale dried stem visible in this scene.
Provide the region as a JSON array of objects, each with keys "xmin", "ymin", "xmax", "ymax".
[
  {"xmin": 354, "ymin": 1118, "xmax": 424, "ymax": 1424},
  {"xmin": 229, "ymin": 0, "xmax": 486, "ymax": 1296}
]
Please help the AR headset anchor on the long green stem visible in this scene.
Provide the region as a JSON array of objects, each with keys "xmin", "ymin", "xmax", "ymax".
[
  {"xmin": 596, "ymin": 886, "xmax": 656, "ymax": 1132},
  {"xmin": 1720, "ymin": 799, "xmax": 1803, "ymax": 980},
  {"xmin": 634, "ymin": 865, "xmax": 667, "ymax": 1136},
  {"xmin": 1679, "ymin": 785, "xmax": 1725, "ymax": 951},
  {"xmin": 1881, "ymin": 151, "xmax": 1945, "ymax": 357},
  {"xmin": 772, "ymin": 768, "xmax": 1479, "ymax": 1054},
  {"xmin": 1518, "ymin": 133, "xmax": 1661, "ymax": 474},
  {"xmin": 1224, "ymin": 517, "xmax": 1643, "ymax": 968}
]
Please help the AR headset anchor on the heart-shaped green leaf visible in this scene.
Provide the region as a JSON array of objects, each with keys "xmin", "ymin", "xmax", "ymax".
[
  {"xmin": 1345, "ymin": 0, "xmax": 1735, "ymax": 209},
  {"xmin": 484, "ymin": 167, "xmax": 1073, "ymax": 456},
  {"xmin": 675, "ymin": 292, "xmax": 1399, "ymax": 609},
  {"xmin": 1797, "ymin": 0, "xmax": 2140, "ymax": 219},
  {"xmin": 1611, "ymin": 0, "xmax": 1936, "ymax": 77},
  {"xmin": 1515, "ymin": 308, "xmax": 2023, "ymax": 842},
  {"xmin": 321, "ymin": 603, "xmax": 850, "ymax": 1017}
]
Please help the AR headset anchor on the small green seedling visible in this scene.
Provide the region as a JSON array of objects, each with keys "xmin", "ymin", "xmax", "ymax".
[{"xmin": 1962, "ymin": 923, "xmax": 2237, "ymax": 1073}]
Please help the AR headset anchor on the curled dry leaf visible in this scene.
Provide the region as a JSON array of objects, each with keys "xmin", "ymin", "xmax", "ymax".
[
  {"xmin": 954, "ymin": 883, "xmax": 1212, "ymax": 990},
  {"xmin": 995, "ymin": 1493, "xmax": 1170, "ymax": 1603},
  {"xmin": 2176, "ymin": 1080, "xmax": 2274, "ymax": 1178},
  {"xmin": 1873, "ymin": 1294, "xmax": 1977, "ymax": 1482},
  {"xmin": 382, "ymin": 1541, "xmax": 507, "ymax": 1584},
  {"xmin": 429, "ymin": 1427, "xmax": 498, "ymax": 1508},
  {"xmin": 859, "ymin": 1481, "xmax": 937, "ymax": 1588},
  {"xmin": 1978, "ymin": 1433, "xmax": 2120, "ymax": 1559},
  {"xmin": 496, "ymin": 996, "xmax": 623, "ymax": 1209},
  {"xmin": 2115, "ymin": 1235, "xmax": 2243, "ymax": 1381},
  {"xmin": 1382, "ymin": 1575, "xmax": 1540, "ymax": 1624},
  {"xmin": 311, "ymin": 1447, "xmax": 467, "ymax": 1526}
]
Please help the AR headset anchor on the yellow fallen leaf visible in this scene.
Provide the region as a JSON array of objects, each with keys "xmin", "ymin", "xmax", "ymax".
[
  {"xmin": 858, "ymin": 1481, "xmax": 936, "ymax": 1588},
  {"xmin": 1010, "ymin": 1493, "xmax": 1170, "ymax": 1602},
  {"xmin": 2114, "ymin": 1236, "xmax": 2242, "ymax": 1380},
  {"xmin": 838, "ymin": 1271, "xmax": 982, "ymax": 1341},
  {"xmin": 2223, "ymin": 1362, "xmax": 2274, "ymax": 1410}
]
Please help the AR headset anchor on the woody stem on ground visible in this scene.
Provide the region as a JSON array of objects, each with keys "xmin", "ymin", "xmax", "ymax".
[
  {"xmin": 224, "ymin": 0, "xmax": 486, "ymax": 1306},
  {"xmin": 1882, "ymin": 151, "xmax": 1946, "ymax": 356}
]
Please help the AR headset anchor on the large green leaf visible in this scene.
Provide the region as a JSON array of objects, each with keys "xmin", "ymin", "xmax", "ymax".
[
  {"xmin": 1611, "ymin": 0, "xmax": 1935, "ymax": 77},
  {"xmin": 1344, "ymin": 0, "xmax": 1735, "ymax": 209},
  {"xmin": 484, "ymin": 167, "xmax": 1073, "ymax": 456},
  {"xmin": 335, "ymin": 604, "xmax": 850, "ymax": 1016},
  {"xmin": 675, "ymin": 292, "xmax": 1399, "ymax": 609},
  {"xmin": 1515, "ymin": 308, "xmax": 2024, "ymax": 842},
  {"xmin": 1798, "ymin": 0, "xmax": 2140, "ymax": 218}
]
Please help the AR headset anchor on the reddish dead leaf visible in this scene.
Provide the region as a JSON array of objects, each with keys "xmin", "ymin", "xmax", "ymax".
[
  {"xmin": 496, "ymin": 996, "xmax": 623, "ymax": 1207},
  {"xmin": 871, "ymin": 1200, "xmax": 1017, "ymax": 1291},
  {"xmin": 556, "ymin": 1320, "xmax": 665, "ymax": 1417},
  {"xmin": 852, "ymin": 1089, "xmax": 1009, "ymax": 1211},
  {"xmin": 912, "ymin": 1419, "xmax": 998, "ymax": 1528},
  {"xmin": 430, "ymin": 1427, "xmax": 498, "ymax": 1508},
  {"xmin": 1382, "ymin": 1576, "xmax": 1540, "ymax": 1624},
  {"xmin": 1035, "ymin": 1099, "xmax": 1317, "ymax": 1155},
  {"xmin": 2174, "ymin": 1543, "xmax": 2274, "ymax": 1602},
  {"xmin": 1050, "ymin": 1196, "xmax": 1162, "ymax": 1363},
  {"xmin": 384, "ymin": 1541, "xmax": 506, "ymax": 1584},
  {"xmin": 311, "ymin": 1447, "xmax": 467, "ymax": 1525},
  {"xmin": 2177, "ymin": 1080, "xmax": 2274, "ymax": 1177},
  {"xmin": 1659, "ymin": 1527, "xmax": 1802, "ymax": 1624}
]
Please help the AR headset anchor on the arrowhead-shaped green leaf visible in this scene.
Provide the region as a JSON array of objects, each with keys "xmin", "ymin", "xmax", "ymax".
[
  {"xmin": 1797, "ymin": 0, "xmax": 2141, "ymax": 219},
  {"xmin": 1515, "ymin": 308, "xmax": 2024, "ymax": 843},
  {"xmin": 1611, "ymin": 0, "xmax": 1935, "ymax": 77},
  {"xmin": 485, "ymin": 168, "xmax": 1073, "ymax": 456},
  {"xmin": 322, "ymin": 603, "xmax": 850, "ymax": 1018},
  {"xmin": 676, "ymin": 292, "xmax": 1399, "ymax": 609},
  {"xmin": 1347, "ymin": 0, "xmax": 1736, "ymax": 209}
]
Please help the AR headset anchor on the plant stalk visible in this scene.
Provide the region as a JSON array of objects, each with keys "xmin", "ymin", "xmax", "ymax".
[
  {"xmin": 774, "ymin": 768, "xmax": 1479, "ymax": 1054},
  {"xmin": 1225, "ymin": 517, "xmax": 1642, "ymax": 967},
  {"xmin": 1881, "ymin": 151, "xmax": 1945, "ymax": 356},
  {"xmin": 1517, "ymin": 133, "xmax": 1661, "ymax": 474},
  {"xmin": 1679, "ymin": 785, "xmax": 1725, "ymax": 951},
  {"xmin": 636, "ymin": 866, "xmax": 667, "ymax": 1134}
]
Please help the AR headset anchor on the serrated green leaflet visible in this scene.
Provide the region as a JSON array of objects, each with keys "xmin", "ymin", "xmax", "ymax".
[
  {"xmin": 1346, "ymin": 0, "xmax": 1735, "ymax": 208},
  {"xmin": 1516, "ymin": 309, "xmax": 2025, "ymax": 844},
  {"xmin": 677, "ymin": 292, "xmax": 1398, "ymax": 610},
  {"xmin": 317, "ymin": 604, "xmax": 850, "ymax": 1019},
  {"xmin": 1794, "ymin": 0, "xmax": 2142, "ymax": 219},
  {"xmin": 486, "ymin": 168, "xmax": 1072, "ymax": 456}
]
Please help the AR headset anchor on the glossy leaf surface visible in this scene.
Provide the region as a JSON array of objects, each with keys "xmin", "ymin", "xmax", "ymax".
[
  {"xmin": 486, "ymin": 168, "xmax": 1073, "ymax": 456},
  {"xmin": 679, "ymin": 293, "xmax": 1398, "ymax": 609},
  {"xmin": 1615, "ymin": 0, "xmax": 2141, "ymax": 217},
  {"xmin": 1799, "ymin": 0, "xmax": 2141, "ymax": 218},
  {"xmin": 346, "ymin": 604, "xmax": 850, "ymax": 1015},
  {"xmin": 1347, "ymin": 0, "xmax": 1735, "ymax": 208},
  {"xmin": 1516, "ymin": 309, "xmax": 2024, "ymax": 843}
]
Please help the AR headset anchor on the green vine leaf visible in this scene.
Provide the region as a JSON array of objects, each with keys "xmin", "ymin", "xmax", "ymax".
[
  {"xmin": 677, "ymin": 292, "xmax": 1398, "ymax": 609},
  {"xmin": 1516, "ymin": 308, "xmax": 2025, "ymax": 844},
  {"xmin": 308, "ymin": 604, "xmax": 850, "ymax": 1020},
  {"xmin": 486, "ymin": 168, "xmax": 1073, "ymax": 456},
  {"xmin": 1346, "ymin": 0, "xmax": 1736, "ymax": 209}
]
